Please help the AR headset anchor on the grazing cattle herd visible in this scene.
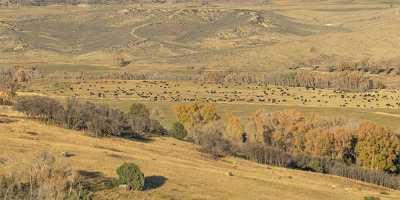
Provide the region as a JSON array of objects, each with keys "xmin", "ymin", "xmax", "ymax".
[{"xmin": 25, "ymin": 79, "xmax": 400, "ymax": 109}]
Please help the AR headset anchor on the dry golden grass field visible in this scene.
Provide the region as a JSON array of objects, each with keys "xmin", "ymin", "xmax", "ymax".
[
  {"xmin": 2, "ymin": 0, "xmax": 400, "ymax": 199},
  {"xmin": 1, "ymin": 107, "xmax": 400, "ymax": 200}
]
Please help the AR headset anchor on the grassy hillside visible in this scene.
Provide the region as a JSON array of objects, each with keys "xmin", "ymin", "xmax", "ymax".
[
  {"xmin": 1, "ymin": 0, "xmax": 400, "ymax": 72},
  {"xmin": 0, "ymin": 107, "xmax": 399, "ymax": 200}
]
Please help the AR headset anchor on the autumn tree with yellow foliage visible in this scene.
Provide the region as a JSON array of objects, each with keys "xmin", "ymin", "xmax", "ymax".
[
  {"xmin": 225, "ymin": 115, "xmax": 245, "ymax": 143},
  {"xmin": 173, "ymin": 105, "xmax": 400, "ymax": 174},
  {"xmin": 356, "ymin": 122, "xmax": 400, "ymax": 173},
  {"xmin": 304, "ymin": 127, "xmax": 355, "ymax": 162},
  {"xmin": 173, "ymin": 103, "xmax": 220, "ymax": 127},
  {"xmin": 246, "ymin": 110, "xmax": 329, "ymax": 153},
  {"xmin": 173, "ymin": 103, "xmax": 221, "ymax": 141}
]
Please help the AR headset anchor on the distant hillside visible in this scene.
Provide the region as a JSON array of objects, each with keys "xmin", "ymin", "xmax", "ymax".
[
  {"xmin": 1, "ymin": 0, "xmax": 400, "ymax": 91},
  {"xmin": 0, "ymin": 0, "xmax": 201, "ymax": 6},
  {"xmin": 1, "ymin": 1, "xmax": 400, "ymax": 73}
]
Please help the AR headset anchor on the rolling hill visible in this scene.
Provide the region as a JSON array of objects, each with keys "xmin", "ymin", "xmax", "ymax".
[
  {"xmin": 0, "ymin": 107, "xmax": 399, "ymax": 200},
  {"xmin": 1, "ymin": 0, "xmax": 400, "ymax": 73}
]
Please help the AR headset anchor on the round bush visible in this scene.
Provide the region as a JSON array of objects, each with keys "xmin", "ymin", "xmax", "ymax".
[
  {"xmin": 116, "ymin": 163, "xmax": 145, "ymax": 191},
  {"xmin": 170, "ymin": 122, "xmax": 188, "ymax": 140}
]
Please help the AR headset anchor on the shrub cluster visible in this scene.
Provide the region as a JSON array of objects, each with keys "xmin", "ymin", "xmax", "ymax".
[
  {"xmin": 198, "ymin": 132, "xmax": 233, "ymax": 158},
  {"xmin": 15, "ymin": 96, "xmax": 164, "ymax": 137},
  {"xmin": 0, "ymin": 152, "xmax": 92, "ymax": 200},
  {"xmin": 15, "ymin": 96, "xmax": 64, "ymax": 121}
]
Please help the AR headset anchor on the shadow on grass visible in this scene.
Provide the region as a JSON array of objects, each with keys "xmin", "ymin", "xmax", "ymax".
[
  {"xmin": 94, "ymin": 145, "xmax": 124, "ymax": 153},
  {"xmin": 77, "ymin": 170, "xmax": 115, "ymax": 191},
  {"xmin": 144, "ymin": 176, "xmax": 167, "ymax": 191},
  {"xmin": 0, "ymin": 117, "xmax": 17, "ymax": 124},
  {"xmin": 125, "ymin": 135, "xmax": 155, "ymax": 143},
  {"xmin": 77, "ymin": 170, "xmax": 167, "ymax": 191}
]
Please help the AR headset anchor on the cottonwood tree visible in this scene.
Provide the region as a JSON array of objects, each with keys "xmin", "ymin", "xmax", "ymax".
[
  {"xmin": 173, "ymin": 103, "xmax": 220, "ymax": 127},
  {"xmin": 356, "ymin": 122, "xmax": 400, "ymax": 173},
  {"xmin": 225, "ymin": 115, "xmax": 245, "ymax": 143},
  {"xmin": 0, "ymin": 66, "xmax": 33, "ymax": 105},
  {"xmin": 304, "ymin": 127, "xmax": 356, "ymax": 162}
]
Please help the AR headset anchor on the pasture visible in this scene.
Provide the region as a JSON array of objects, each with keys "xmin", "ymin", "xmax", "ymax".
[{"xmin": 21, "ymin": 79, "xmax": 400, "ymax": 129}]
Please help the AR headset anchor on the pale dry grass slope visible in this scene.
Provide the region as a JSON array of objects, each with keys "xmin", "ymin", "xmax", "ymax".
[{"xmin": 0, "ymin": 107, "xmax": 399, "ymax": 200}]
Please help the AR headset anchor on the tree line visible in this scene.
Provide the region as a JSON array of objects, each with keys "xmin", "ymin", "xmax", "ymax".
[
  {"xmin": 302, "ymin": 55, "xmax": 400, "ymax": 75},
  {"xmin": 15, "ymin": 96, "xmax": 165, "ymax": 138},
  {"xmin": 199, "ymin": 70, "xmax": 385, "ymax": 92},
  {"xmin": 239, "ymin": 110, "xmax": 400, "ymax": 173},
  {"xmin": 43, "ymin": 69, "xmax": 384, "ymax": 92},
  {"xmin": 172, "ymin": 103, "xmax": 400, "ymax": 189}
]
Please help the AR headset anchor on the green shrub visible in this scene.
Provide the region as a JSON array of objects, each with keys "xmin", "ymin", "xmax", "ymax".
[
  {"xmin": 308, "ymin": 160, "xmax": 324, "ymax": 173},
  {"xmin": 170, "ymin": 122, "xmax": 188, "ymax": 140},
  {"xmin": 116, "ymin": 163, "xmax": 145, "ymax": 191}
]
